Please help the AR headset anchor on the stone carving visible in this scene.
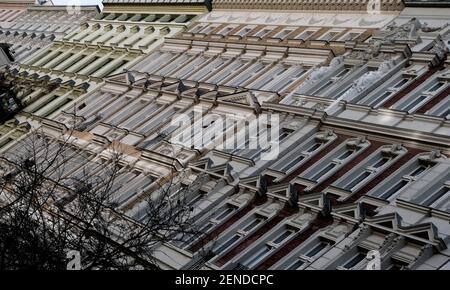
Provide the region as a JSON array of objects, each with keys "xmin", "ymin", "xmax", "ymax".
[
  {"xmin": 314, "ymin": 103, "xmax": 328, "ymax": 111},
  {"xmin": 346, "ymin": 40, "xmax": 387, "ymax": 61},
  {"xmin": 295, "ymin": 56, "xmax": 344, "ymax": 93},
  {"xmin": 430, "ymin": 36, "xmax": 449, "ymax": 60},
  {"xmin": 421, "ymin": 22, "xmax": 448, "ymax": 33},
  {"xmin": 382, "ymin": 18, "xmax": 422, "ymax": 42},
  {"xmin": 338, "ymin": 59, "xmax": 395, "ymax": 102},
  {"xmin": 293, "ymin": 98, "xmax": 307, "ymax": 106},
  {"xmin": 428, "ymin": 150, "xmax": 442, "ymax": 160}
]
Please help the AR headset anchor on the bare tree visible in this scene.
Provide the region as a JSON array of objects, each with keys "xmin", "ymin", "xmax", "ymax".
[
  {"xmin": 0, "ymin": 126, "xmax": 204, "ymax": 270},
  {"xmin": 0, "ymin": 72, "xmax": 23, "ymax": 123}
]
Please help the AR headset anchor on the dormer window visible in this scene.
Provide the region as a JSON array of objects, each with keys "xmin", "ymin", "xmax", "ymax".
[
  {"xmin": 338, "ymin": 32, "xmax": 361, "ymax": 42},
  {"xmin": 295, "ymin": 29, "xmax": 318, "ymax": 41},
  {"xmin": 253, "ymin": 27, "xmax": 275, "ymax": 38},
  {"xmin": 274, "ymin": 27, "xmax": 295, "ymax": 39},
  {"xmin": 319, "ymin": 29, "xmax": 343, "ymax": 41},
  {"xmin": 234, "ymin": 26, "xmax": 255, "ymax": 37},
  {"xmin": 218, "ymin": 24, "xmax": 238, "ymax": 36}
]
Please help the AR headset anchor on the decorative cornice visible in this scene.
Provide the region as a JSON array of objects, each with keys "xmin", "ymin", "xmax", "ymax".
[{"xmin": 212, "ymin": 0, "xmax": 404, "ymax": 11}]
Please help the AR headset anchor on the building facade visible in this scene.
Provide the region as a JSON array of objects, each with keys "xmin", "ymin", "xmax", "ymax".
[{"xmin": 1, "ymin": 0, "xmax": 450, "ymax": 270}]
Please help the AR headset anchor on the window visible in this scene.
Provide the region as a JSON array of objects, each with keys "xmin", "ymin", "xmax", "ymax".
[
  {"xmin": 272, "ymin": 230, "xmax": 294, "ymax": 244},
  {"xmin": 342, "ymin": 252, "xmax": 366, "ymax": 269},
  {"xmin": 235, "ymin": 26, "xmax": 254, "ymax": 37},
  {"xmin": 218, "ymin": 25, "xmax": 237, "ymax": 36},
  {"xmin": 280, "ymin": 155, "xmax": 305, "ymax": 172},
  {"xmin": 439, "ymin": 108, "xmax": 450, "ymax": 118},
  {"xmin": 422, "ymin": 187, "xmax": 450, "ymax": 207},
  {"xmin": 403, "ymin": 95, "xmax": 428, "ymax": 112},
  {"xmin": 306, "ymin": 143, "xmax": 322, "ymax": 153},
  {"xmin": 295, "ymin": 29, "xmax": 317, "ymax": 41},
  {"xmin": 254, "ymin": 27, "xmax": 273, "ymax": 38},
  {"xmin": 199, "ymin": 24, "xmax": 219, "ymax": 34},
  {"xmin": 305, "ymin": 242, "xmax": 328, "ymax": 258},
  {"xmin": 275, "ymin": 28, "xmax": 294, "ymax": 39},
  {"xmin": 187, "ymin": 191, "xmax": 206, "ymax": 207},
  {"xmin": 369, "ymin": 91, "xmax": 393, "ymax": 107},
  {"xmin": 335, "ymin": 68, "xmax": 350, "ymax": 78},
  {"xmin": 372, "ymin": 157, "xmax": 391, "ymax": 168},
  {"xmin": 278, "ymin": 128, "xmax": 294, "ymax": 142},
  {"xmin": 428, "ymin": 82, "xmax": 445, "ymax": 92},
  {"xmin": 215, "ymin": 235, "xmax": 240, "ymax": 254},
  {"xmin": 242, "ymin": 219, "xmax": 263, "ymax": 232},
  {"xmin": 311, "ymin": 163, "xmax": 336, "ymax": 181},
  {"xmin": 0, "ymin": 137, "xmax": 13, "ymax": 149},
  {"xmin": 339, "ymin": 32, "xmax": 361, "ymax": 41},
  {"xmin": 226, "ymin": 62, "xmax": 269, "ymax": 87},
  {"xmin": 409, "ymin": 165, "xmax": 428, "ymax": 177},
  {"xmin": 337, "ymin": 150, "xmax": 353, "ymax": 161},
  {"xmin": 287, "ymin": 259, "xmax": 305, "ymax": 270},
  {"xmin": 333, "ymin": 85, "xmax": 352, "ymax": 99},
  {"xmin": 319, "ymin": 31, "xmax": 341, "ymax": 41},
  {"xmin": 380, "ymin": 180, "xmax": 409, "ymax": 200},
  {"xmin": 345, "ymin": 171, "xmax": 371, "ymax": 190},
  {"xmin": 393, "ymin": 78, "xmax": 410, "ymax": 89},
  {"xmin": 215, "ymin": 206, "xmax": 234, "ymax": 221},
  {"xmin": 311, "ymin": 80, "xmax": 333, "ymax": 95},
  {"xmin": 207, "ymin": 59, "xmax": 245, "ymax": 84},
  {"xmin": 199, "ymin": 223, "xmax": 213, "ymax": 234},
  {"xmin": 243, "ymin": 246, "xmax": 271, "ymax": 268}
]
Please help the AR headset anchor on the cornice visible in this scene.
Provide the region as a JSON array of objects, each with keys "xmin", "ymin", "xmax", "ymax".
[{"xmin": 262, "ymin": 102, "xmax": 450, "ymax": 150}]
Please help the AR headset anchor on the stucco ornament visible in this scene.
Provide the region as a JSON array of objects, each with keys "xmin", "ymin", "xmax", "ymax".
[
  {"xmin": 347, "ymin": 40, "xmax": 383, "ymax": 61},
  {"xmin": 430, "ymin": 36, "xmax": 449, "ymax": 60},
  {"xmin": 295, "ymin": 56, "xmax": 344, "ymax": 93},
  {"xmin": 338, "ymin": 59, "xmax": 395, "ymax": 102},
  {"xmin": 384, "ymin": 17, "xmax": 422, "ymax": 42},
  {"xmin": 421, "ymin": 22, "xmax": 448, "ymax": 33}
]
